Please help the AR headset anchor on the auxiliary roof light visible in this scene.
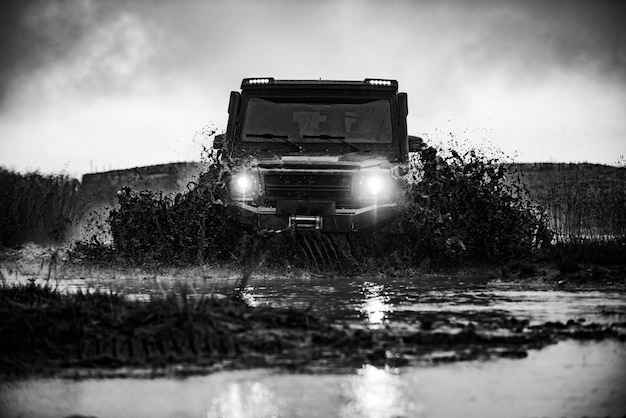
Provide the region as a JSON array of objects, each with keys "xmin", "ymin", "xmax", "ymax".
[
  {"xmin": 366, "ymin": 79, "xmax": 393, "ymax": 86},
  {"xmin": 247, "ymin": 78, "xmax": 272, "ymax": 84}
]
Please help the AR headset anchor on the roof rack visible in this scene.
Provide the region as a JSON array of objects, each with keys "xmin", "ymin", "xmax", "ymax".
[{"xmin": 240, "ymin": 78, "xmax": 398, "ymax": 90}]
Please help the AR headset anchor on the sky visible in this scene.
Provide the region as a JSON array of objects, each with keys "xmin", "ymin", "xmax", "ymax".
[{"xmin": 0, "ymin": 0, "xmax": 624, "ymax": 178}]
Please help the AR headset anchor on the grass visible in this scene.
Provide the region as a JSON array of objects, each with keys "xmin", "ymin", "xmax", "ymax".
[
  {"xmin": 2, "ymin": 276, "xmax": 623, "ymax": 379},
  {"xmin": 512, "ymin": 163, "xmax": 626, "ymax": 240},
  {"xmin": 0, "ymin": 281, "xmax": 331, "ymax": 378},
  {"xmin": 0, "ymin": 168, "xmax": 82, "ymax": 247},
  {"xmin": 544, "ymin": 236, "xmax": 626, "ymax": 266}
]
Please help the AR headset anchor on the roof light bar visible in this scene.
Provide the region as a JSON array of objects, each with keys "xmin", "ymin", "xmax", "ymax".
[
  {"xmin": 245, "ymin": 78, "xmax": 274, "ymax": 85},
  {"xmin": 366, "ymin": 79, "xmax": 394, "ymax": 86}
]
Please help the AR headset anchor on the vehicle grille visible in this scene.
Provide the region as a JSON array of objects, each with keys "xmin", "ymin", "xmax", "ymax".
[{"xmin": 263, "ymin": 173, "xmax": 352, "ymax": 201}]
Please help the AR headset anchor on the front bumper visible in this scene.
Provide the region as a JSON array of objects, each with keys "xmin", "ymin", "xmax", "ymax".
[{"xmin": 228, "ymin": 202, "xmax": 397, "ymax": 233}]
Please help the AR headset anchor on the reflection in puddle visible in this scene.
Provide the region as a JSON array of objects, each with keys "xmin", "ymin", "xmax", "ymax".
[
  {"xmin": 2, "ymin": 341, "xmax": 624, "ymax": 418},
  {"xmin": 208, "ymin": 381, "xmax": 280, "ymax": 418},
  {"xmin": 124, "ymin": 293, "xmax": 152, "ymax": 303},
  {"xmin": 401, "ymin": 289, "xmax": 626, "ymax": 325},
  {"xmin": 360, "ymin": 282, "xmax": 392, "ymax": 327},
  {"xmin": 238, "ymin": 286, "xmax": 259, "ymax": 307},
  {"xmin": 340, "ymin": 365, "xmax": 418, "ymax": 418}
]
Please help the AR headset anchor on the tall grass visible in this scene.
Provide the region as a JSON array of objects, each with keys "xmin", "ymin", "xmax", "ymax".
[
  {"xmin": 0, "ymin": 168, "xmax": 81, "ymax": 247},
  {"xmin": 514, "ymin": 163, "xmax": 626, "ymax": 240}
]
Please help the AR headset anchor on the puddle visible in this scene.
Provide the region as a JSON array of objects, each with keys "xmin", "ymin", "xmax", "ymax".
[
  {"xmin": 2, "ymin": 267, "xmax": 625, "ymax": 416},
  {"xmin": 1, "ymin": 340, "xmax": 624, "ymax": 418}
]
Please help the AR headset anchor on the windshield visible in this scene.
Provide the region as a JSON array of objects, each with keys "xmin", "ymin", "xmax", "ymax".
[{"xmin": 242, "ymin": 97, "xmax": 393, "ymax": 144}]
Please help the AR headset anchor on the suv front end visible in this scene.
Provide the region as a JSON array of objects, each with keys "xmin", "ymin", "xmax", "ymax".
[{"xmin": 214, "ymin": 78, "xmax": 420, "ymax": 233}]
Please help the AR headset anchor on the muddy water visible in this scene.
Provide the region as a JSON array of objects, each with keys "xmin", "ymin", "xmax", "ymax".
[
  {"xmin": 235, "ymin": 274, "xmax": 626, "ymax": 327},
  {"xmin": 1, "ymin": 272, "xmax": 626, "ymax": 417},
  {"xmin": 16, "ymin": 271, "xmax": 624, "ymax": 327}
]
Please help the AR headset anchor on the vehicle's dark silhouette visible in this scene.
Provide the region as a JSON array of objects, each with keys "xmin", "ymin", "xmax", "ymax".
[{"xmin": 213, "ymin": 78, "xmax": 422, "ymax": 233}]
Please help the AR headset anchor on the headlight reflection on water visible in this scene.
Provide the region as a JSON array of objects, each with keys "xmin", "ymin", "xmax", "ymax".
[
  {"xmin": 360, "ymin": 282, "xmax": 393, "ymax": 327},
  {"xmin": 340, "ymin": 364, "xmax": 420, "ymax": 418},
  {"xmin": 237, "ymin": 285, "xmax": 259, "ymax": 307},
  {"xmin": 207, "ymin": 381, "xmax": 281, "ymax": 418}
]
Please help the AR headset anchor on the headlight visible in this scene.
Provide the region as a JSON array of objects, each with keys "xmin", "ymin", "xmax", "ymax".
[
  {"xmin": 231, "ymin": 171, "xmax": 259, "ymax": 199},
  {"xmin": 364, "ymin": 175, "xmax": 385, "ymax": 195},
  {"xmin": 234, "ymin": 173, "xmax": 253, "ymax": 193},
  {"xmin": 356, "ymin": 170, "xmax": 393, "ymax": 200}
]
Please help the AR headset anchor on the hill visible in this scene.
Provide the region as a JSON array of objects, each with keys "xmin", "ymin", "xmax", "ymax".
[{"xmin": 81, "ymin": 162, "xmax": 204, "ymax": 208}]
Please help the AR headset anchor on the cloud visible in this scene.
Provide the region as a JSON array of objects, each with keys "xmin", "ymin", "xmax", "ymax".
[
  {"xmin": 0, "ymin": 0, "xmax": 98, "ymax": 107},
  {"xmin": 0, "ymin": 0, "xmax": 624, "ymax": 174},
  {"xmin": 7, "ymin": 3, "xmax": 160, "ymax": 108},
  {"xmin": 0, "ymin": 0, "xmax": 212, "ymax": 175}
]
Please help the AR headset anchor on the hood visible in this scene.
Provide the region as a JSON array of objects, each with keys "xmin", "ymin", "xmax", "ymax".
[{"xmin": 254, "ymin": 153, "xmax": 392, "ymax": 170}]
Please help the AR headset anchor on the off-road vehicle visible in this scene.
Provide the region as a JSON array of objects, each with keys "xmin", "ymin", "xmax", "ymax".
[{"xmin": 213, "ymin": 78, "xmax": 421, "ymax": 233}]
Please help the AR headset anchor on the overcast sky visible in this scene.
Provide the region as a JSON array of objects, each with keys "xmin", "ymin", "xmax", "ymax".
[{"xmin": 0, "ymin": 0, "xmax": 624, "ymax": 177}]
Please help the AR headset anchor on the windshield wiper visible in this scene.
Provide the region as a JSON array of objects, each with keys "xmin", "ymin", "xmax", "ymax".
[
  {"xmin": 302, "ymin": 134, "xmax": 361, "ymax": 152},
  {"xmin": 246, "ymin": 133, "xmax": 303, "ymax": 152}
]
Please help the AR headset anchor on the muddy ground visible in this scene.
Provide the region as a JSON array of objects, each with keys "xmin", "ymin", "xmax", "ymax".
[{"xmin": 1, "ymin": 244, "xmax": 625, "ymax": 380}]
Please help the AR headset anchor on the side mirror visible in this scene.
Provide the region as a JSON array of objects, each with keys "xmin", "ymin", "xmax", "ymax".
[
  {"xmin": 408, "ymin": 135, "xmax": 425, "ymax": 152},
  {"xmin": 213, "ymin": 133, "xmax": 225, "ymax": 149}
]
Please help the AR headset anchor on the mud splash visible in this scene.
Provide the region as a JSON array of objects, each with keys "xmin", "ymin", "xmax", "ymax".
[{"xmin": 99, "ymin": 143, "xmax": 554, "ymax": 269}]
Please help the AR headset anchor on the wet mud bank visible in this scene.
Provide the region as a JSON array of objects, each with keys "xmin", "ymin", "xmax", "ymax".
[{"xmin": 1, "ymin": 276, "xmax": 625, "ymax": 380}]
